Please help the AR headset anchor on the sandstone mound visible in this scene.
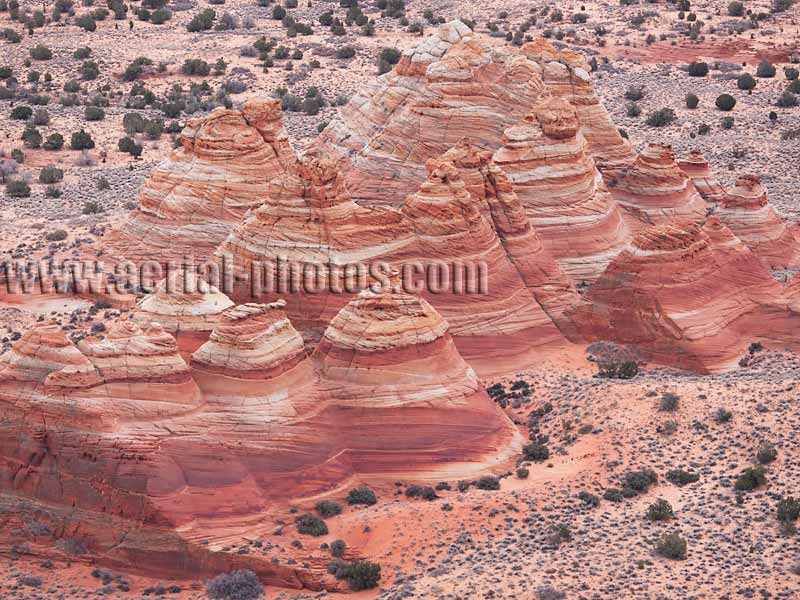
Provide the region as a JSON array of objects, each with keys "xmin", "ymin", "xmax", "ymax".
[
  {"xmin": 574, "ymin": 218, "xmax": 800, "ymax": 371},
  {"xmin": 0, "ymin": 322, "xmax": 101, "ymax": 388},
  {"xmin": 319, "ymin": 20, "xmax": 549, "ymax": 204},
  {"xmin": 715, "ymin": 175, "xmax": 800, "ymax": 268},
  {"xmin": 678, "ymin": 149, "xmax": 726, "ymax": 202},
  {"xmin": 493, "ymin": 98, "xmax": 631, "ymax": 282},
  {"xmin": 609, "ymin": 143, "xmax": 708, "ymax": 230},
  {"xmin": 521, "ymin": 40, "xmax": 635, "ymax": 168},
  {"xmin": 133, "ymin": 271, "xmax": 234, "ymax": 347},
  {"xmin": 190, "ymin": 300, "xmax": 306, "ymax": 380},
  {"xmin": 105, "ymin": 99, "xmax": 295, "ymax": 265}
]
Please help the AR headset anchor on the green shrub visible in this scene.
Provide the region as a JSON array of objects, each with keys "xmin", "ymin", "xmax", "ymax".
[
  {"xmin": 578, "ymin": 491, "xmax": 600, "ymax": 507},
  {"xmin": 523, "ymin": 442, "xmax": 550, "ymax": 462},
  {"xmin": 516, "ymin": 467, "xmax": 529, "ymax": 479},
  {"xmin": 82, "ymin": 201, "xmax": 103, "ymax": 214},
  {"xmin": 659, "ymin": 392, "xmax": 679, "ymax": 412},
  {"xmin": 776, "ymin": 91, "xmax": 799, "ymax": 108},
  {"xmin": 475, "ymin": 475, "xmax": 500, "ymax": 490},
  {"xmin": 81, "ymin": 60, "xmax": 99, "ymax": 80},
  {"xmin": 685, "ymin": 93, "xmax": 699, "ymax": 108},
  {"xmin": 76, "ymin": 13, "xmax": 96, "ymax": 30},
  {"xmin": 734, "ymin": 465, "xmax": 767, "ymax": 491},
  {"xmin": 73, "ymin": 46, "xmax": 91, "ymax": 59},
  {"xmin": 22, "ymin": 126, "xmax": 42, "ymax": 148},
  {"xmin": 181, "ymin": 58, "xmax": 210, "ymax": 76},
  {"xmin": 346, "ymin": 486, "xmax": 376, "ymax": 506},
  {"xmin": 187, "ymin": 8, "xmax": 215, "ymax": 31},
  {"xmin": 341, "ymin": 560, "xmax": 381, "ymax": 591},
  {"xmin": 271, "ymin": 4, "xmax": 285, "ymax": 19},
  {"xmin": 757, "ymin": 60, "xmax": 776, "ymax": 78},
  {"xmin": 646, "ymin": 498, "xmax": 674, "ymax": 521},
  {"xmin": 665, "ymin": 469, "xmax": 700, "ymax": 486},
  {"xmin": 206, "ymin": 570, "xmax": 263, "ymax": 600},
  {"xmin": 687, "ymin": 61, "xmax": 708, "ymax": 76},
  {"xmin": 757, "ymin": 442, "xmax": 777, "ymax": 464},
  {"xmin": 150, "ymin": 7, "xmax": 171, "ymax": 23},
  {"xmin": 6, "ymin": 179, "xmax": 30, "ymax": 197},
  {"xmin": 603, "ymin": 488, "xmax": 623, "ymax": 502},
  {"xmin": 43, "ymin": 133, "xmax": 64, "ymax": 150},
  {"xmin": 295, "ymin": 513, "xmax": 328, "ymax": 536},
  {"xmin": 778, "ymin": 497, "xmax": 800, "ymax": 523},
  {"xmin": 10, "ymin": 105, "xmax": 32, "ymax": 120},
  {"xmin": 727, "ymin": 1, "xmax": 744, "ymax": 15},
  {"xmin": 336, "ymin": 46, "xmax": 356, "ymax": 59},
  {"xmin": 737, "ymin": 72, "xmax": 756, "ymax": 90},
  {"xmin": 39, "ymin": 165, "xmax": 63, "ymax": 184},
  {"xmin": 84, "ymin": 106, "xmax": 105, "ymax": 121},
  {"xmin": 646, "ymin": 108, "xmax": 676, "ymax": 127},
  {"xmin": 315, "ymin": 500, "xmax": 342, "ymax": 518},
  {"xmin": 715, "ymin": 407, "xmax": 732, "ymax": 423},
  {"xmin": 655, "ymin": 531, "xmax": 687, "ymax": 559},
  {"xmin": 330, "ymin": 539, "xmax": 346, "ymax": 558},
  {"xmin": 715, "ymin": 93, "xmax": 736, "ymax": 111},
  {"xmin": 46, "ymin": 229, "xmax": 68, "ymax": 241},
  {"xmin": 623, "ymin": 469, "xmax": 658, "ymax": 493},
  {"xmin": 29, "ymin": 44, "xmax": 52, "ymax": 60},
  {"xmin": 70, "ymin": 129, "xmax": 94, "ymax": 150},
  {"xmin": 785, "ymin": 67, "xmax": 800, "ymax": 81},
  {"xmin": 596, "ymin": 360, "xmax": 639, "ymax": 379},
  {"xmin": 721, "ymin": 116, "xmax": 735, "ymax": 129}
]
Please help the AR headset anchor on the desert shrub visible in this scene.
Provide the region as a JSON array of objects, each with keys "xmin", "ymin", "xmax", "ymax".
[
  {"xmin": 714, "ymin": 407, "xmax": 733, "ymax": 423},
  {"xmin": 659, "ymin": 392, "xmax": 679, "ymax": 412},
  {"xmin": 330, "ymin": 539, "xmax": 346, "ymax": 558},
  {"xmin": 785, "ymin": 67, "xmax": 800, "ymax": 81},
  {"xmin": 271, "ymin": 4, "xmax": 285, "ymax": 19},
  {"xmin": 10, "ymin": 105, "xmax": 32, "ymax": 120},
  {"xmin": 727, "ymin": 1, "xmax": 744, "ymax": 15},
  {"xmin": 687, "ymin": 61, "xmax": 708, "ymax": 76},
  {"xmin": 596, "ymin": 360, "xmax": 639, "ymax": 379},
  {"xmin": 187, "ymin": 8, "xmax": 215, "ymax": 31},
  {"xmin": 80, "ymin": 60, "xmax": 100, "ymax": 80},
  {"xmin": 737, "ymin": 72, "xmax": 756, "ymax": 91},
  {"xmin": 30, "ymin": 44, "xmax": 52, "ymax": 60},
  {"xmin": 82, "ymin": 201, "xmax": 103, "ymax": 214},
  {"xmin": 45, "ymin": 185, "xmax": 61, "ymax": 197},
  {"xmin": 624, "ymin": 85, "xmax": 645, "ymax": 101},
  {"xmin": 757, "ymin": 60, "xmax": 776, "ymax": 78},
  {"xmin": 206, "ymin": 570, "xmax": 263, "ymax": 600},
  {"xmin": 150, "ymin": 7, "xmax": 171, "ymax": 23},
  {"xmin": 778, "ymin": 497, "xmax": 800, "ymax": 523},
  {"xmin": 721, "ymin": 116, "xmax": 735, "ymax": 129},
  {"xmin": 603, "ymin": 488, "xmax": 623, "ymax": 502},
  {"xmin": 346, "ymin": 486, "xmax": 376, "ymax": 506},
  {"xmin": 646, "ymin": 498, "xmax": 674, "ymax": 521},
  {"xmin": 117, "ymin": 136, "xmax": 142, "ymax": 156},
  {"xmin": 656, "ymin": 531, "xmax": 687, "ymax": 559},
  {"xmin": 523, "ymin": 442, "xmax": 550, "ymax": 462},
  {"xmin": 646, "ymin": 108, "xmax": 676, "ymax": 127},
  {"xmin": 776, "ymin": 91, "xmax": 799, "ymax": 108},
  {"xmin": 578, "ymin": 491, "xmax": 600, "ymax": 507},
  {"xmin": 475, "ymin": 475, "xmax": 500, "ymax": 490},
  {"xmin": 665, "ymin": 469, "xmax": 700, "ymax": 486},
  {"xmin": 773, "ymin": 0, "xmax": 794, "ymax": 11},
  {"xmin": 181, "ymin": 58, "xmax": 210, "ymax": 75},
  {"xmin": 757, "ymin": 442, "xmax": 778, "ymax": 464},
  {"xmin": 457, "ymin": 480, "xmax": 470, "ymax": 492},
  {"xmin": 46, "ymin": 229, "xmax": 68, "ymax": 241},
  {"xmin": 336, "ymin": 46, "xmax": 356, "ymax": 59},
  {"xmin": 626, "ymin": 102, "xmax": 641, "ymax": 117},
  {"xmin": 70, "ymin": 129, "xmax": 94, "ymax": 150},
  {"xmin": 43, "ymin": 132, "xmax": 64, "ymax": 150},
  {"xmin": 516, "ymin": 467, "xmax": 529, "ymax": 479},
  {"xmin": 685, "ymin": 93, "xmax": 699, "ymax": 108},
  {"xmin": 6, "ymin": 179, "xmax": 30, "ymax": 197},
  {"xmin": 84, "ymin": 106, "xmax": 105, "ymax": 121},
  {"xmin": 22, "ymin": 126, "xmax": 42, "ymax": 148},
  {"xmin": 623, "ymin": 468, "xmax": 658, "ymax": 493},
  {"xmin": 536, "ymin": 587, "xmax": 566, "ymax": 600},
  {"xmin": 295, "ymin": 513, "xmax": 328, "ymax": 536},
  {"xmin": 716, "ymin": 93, "xmax": 736, "ymax": 111},
  {"xmin": 734, "ymin": 465, "xmax": 767, "ymax": 491},
  {"xmin": 122, "ymin": 57, "xmax": 152, "ymax": 81},
  {"xmin": 74, "ymin": 46, "xmax": 91, "ymax": 59},
  {"xmin": 76, "ymin": 13, "xmax": 96, "ymax": 30},
  {"xmin": 39, "ymin": 165, "xmax": 63, "ymax": 183}
]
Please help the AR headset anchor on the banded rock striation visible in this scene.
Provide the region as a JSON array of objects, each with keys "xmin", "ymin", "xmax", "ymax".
[
  {"xmin": 105, "ymin": 99, "xmax": 295, "ymax": 265},
  {"xmin": 678, "ymin": 149, "xmax": 726, "ymax": 203},
  {"xmin": 573, "ymin": 218, "xmax": 800, "ymax": 372},
  {"xmin": 493, "ymin": 97, "xmax": 631, "ymax": 282},
  {"xmin": 715, "ymin": 175, "xmax": 800, "ymax": 269}
]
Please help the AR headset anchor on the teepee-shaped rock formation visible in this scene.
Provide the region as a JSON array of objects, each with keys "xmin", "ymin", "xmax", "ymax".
[
  {"xmin": 609, "ymin": 143, "xmax": 708, "ymax": 231},
  {"xmin": 191, "ymin": 300, "xmax": 306, "ymax": 380},
  {"xmin": 715, "ymin": 175, "xmax": 800, "ymax": 268},
  {"xmin": 678, "ymin": 150, "xmax": 726, "ymax": 202},
  {"xmin": 521, "ymin": 40, "xmax": 635, "ymax": 168},
  {"xmin": 320, "ymin": 20, "xmax": 549, "ymax": 204},
  {"xmin": 105, "ymin": 99, "xmax": 295, "ymax": 266},
  {"xmin": 574, "ymin": 218, "xmax": 799, "ymax": 372},
  {"xmin": 493, "ymin": 97, "xmax": 630, "ymax": 282}
]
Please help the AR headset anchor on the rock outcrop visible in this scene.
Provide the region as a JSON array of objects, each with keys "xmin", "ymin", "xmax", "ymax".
[
  {"xmin": 608, "ymin": 143, "xmax": 708, "ymax": 231},
  {"xmin": 573, "ymin": 218, "xmax": 800, "ymax": 371},
  {"xmin": 715, "ymin": 175, "xmax": 800, "ymax": 268},
  {"xmin": 678, "ymin": 149, "xmax": 726, "ymax": 202},
  {"xmin": 104, "ymin": 99, "xmax": 295, "ymax": 265},
  {"xmin": 493, "ymin": 98, "xmax": 631, "ymax": 282},
  {"xmin": 522, "ymin": 40, "xmax": 635, "ymax": 168}
]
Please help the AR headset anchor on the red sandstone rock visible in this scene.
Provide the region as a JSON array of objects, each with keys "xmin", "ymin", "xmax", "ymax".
[
  {"xmin": 678, "ymin": 150, "xmax": 726, "ymax": 202},
  {"xmin": 492, "ymin": 98, "xmax": 631, "ymax": 282},
  {"xmin": 715, "ymin": 175, "xmax": 800, "ymax": 269},
  {"xmin": 608, "ymin": 143, "xmax": 708, "ymax": 231},
  {"xmin": 104, "ymin": 99, "xmax": 295, "ymax": 265}
]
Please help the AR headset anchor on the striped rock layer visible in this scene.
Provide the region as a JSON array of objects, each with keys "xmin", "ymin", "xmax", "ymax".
[{"xmin": 677, "ymin": 149, "xmax": 726, "ymax": 202}]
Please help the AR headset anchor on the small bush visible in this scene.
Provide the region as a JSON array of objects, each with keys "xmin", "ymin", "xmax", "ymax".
[
  {"xmin": 685, "ymin": 93, "xmax": 699, "ymax": 108},
  {"xmin": 716, "ymin": 94, "xmax": 737, "ymax": 111},
  {"xmin": 715, "ymin": 407, "xmax": 732, "ymax": 423},
  {"xmin": 603, "ymin": 488, "xmax": 623, "ymax": 502},
  {"xmin": 30, "ymin": 44, "xmax": 53, "ymax": 60},
  {"xmin": 659, "ymin": 392, "xmax": 679, "ymax": 412},
  {"xmin": 475, "ymin": 475, "xmax": 500, "ymax": 490},
  {"xmin": 336, "ymin": 46, "xmax": 356, "ymax": 59},
  {"xmin": 330, "ymin": 539, "xmax": 346, "ymax": 558},
  {"xmin": 45, "ymin": 229, "xmax": 68, "ymax": 241},
  {"xmin": 655, "ymin": 531, "xmax": 687, "ymax": 560},
  {"xmin": 6, "ymin": 179, "xmax": 30, "ymax": 197},
  {"xmin": 182, "ymin": 58, "xmax": 211, "ymax": 76},
  {"xmin": 315, "ymin": 500, "xmax": 342, "ymax": 518},
  {"xmin": 596, "ymin": 360, "xmax": 638, "ymax": 379},
  {"xmin": 623, "ymin": 468, "xmax": 658, "ymax": 493},
  {"xmin": 687, "ymin": 61, "xmax": 708, "ymax": 76},
  {"xmin": 516, "ymin": 467, "xmax": 529, "ymax": 479},
  {"xmin": 578, "ymin": 491, "xmax": 600, "ymax": 507},
  {"xmin": 646, "ymin": 498, "xmax": 674, "ymax": 521},
  {"xmin": 346, "ymin": 486, "xmax": 376, "ymax": 506},
  {"xmin": 295, "ymin": 513, "xmax": 328, "ymax": 536},
  {"xmin": 39, "ymin": 165, "xmax": 63, "ymax": 184},
  {"xmin": 10, "ymin": 105, "xmax": 32, "ymax": 120},
  {"xmin": 757, "ymin": 442, "xmax": 778, "ymax": 464},
  {"xmin": 737, "ymin": 72, "xmax": 756, "ymax": 90},
  {"xmin": 734, "ymin": 465, "xmax": 767, "ymax": 491},
  {"xmin": 757, "ymin": 60, "xmax": 776, "ymax": 78},
  {"xmin": 646, "ymin": 108, "xmax": 676, "ymax": 127},
  {"xmin": 727, "ymin": 0, "xmax": 744, "ymax": 16},
  {"xmin": 777, "ymin": 497, "xmax": 800, "ymax": 523},
  {"xmin": 84, "ymin": 106, "xmax": 105, "ymax": 121},
  {"xmin": 776, "ymin": 91, "xmax": 799, "ymax": 108},
  {"xmin": 721, "ymin": 116, "xmax": 735, "ymax": 129},
  {"xmin": 70, "ymin": 129, "xmax": 95, "ymax": 150},
  {"xmin": 206, "ymin": 570, "xmax": 263, "ymax": 600},
  {"xmin": 523, "ymin": 442, "xmax": 549, "ymax": 462},
  {"xmin": 665, "ymin": 469, "xmax": 700, "ymax": 486}
]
